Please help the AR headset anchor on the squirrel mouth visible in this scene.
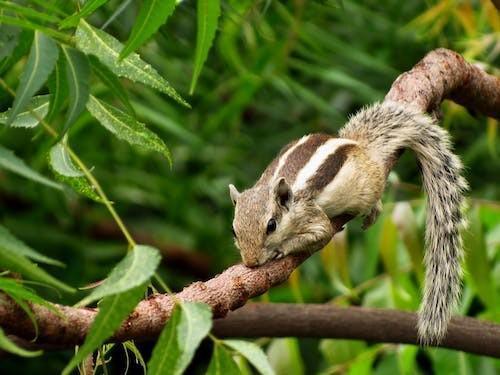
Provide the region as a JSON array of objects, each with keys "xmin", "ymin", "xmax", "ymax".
[{"xmin": 270, "ymin": 249, "xmax": 284, "ymax": 260}]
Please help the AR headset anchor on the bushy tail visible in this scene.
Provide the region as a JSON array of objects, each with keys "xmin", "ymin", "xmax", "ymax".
[{"xmin": 340, "ymin": 101, "xmax": 468, "ymax": 344}]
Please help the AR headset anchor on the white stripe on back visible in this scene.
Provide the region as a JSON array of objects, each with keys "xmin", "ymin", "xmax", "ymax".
[
  {"xmin": 292, "ymin": 138, "xmax": 356, "ymax": 191},
  {"xmin": 271, "ymin": 135, "xmax": 311, "ymax": 182}
]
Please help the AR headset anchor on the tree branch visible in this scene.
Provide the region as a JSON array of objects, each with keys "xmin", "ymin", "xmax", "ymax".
[{"xmin": 1, "ymin": 48, "xmax": 499, "ymax": 356}]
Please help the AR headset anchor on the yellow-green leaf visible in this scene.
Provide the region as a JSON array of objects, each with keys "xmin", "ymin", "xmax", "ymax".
[{"xmin": 0, "ymin": 327, "xmax": 42, "ymax": 357}]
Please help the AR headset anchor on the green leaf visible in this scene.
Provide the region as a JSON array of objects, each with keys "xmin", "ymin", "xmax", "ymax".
[
  {"xmin": 120, "ymin": 0, "xmax": 177, "ymax": 60},
  {"xmin": 77, "ymin": 244, "xmax": 161, "ymax": 307},
  {"xmin": 0, "ymin": 225, "xmax": 63, "ymax": 266},
  {"xmin": 62, "ymin": 283, "xmax": 146, "ymax": 375},
  {"xmin": 0, "ymin": 144, "xmax": 61, "ymax": 189},
  {"xmin": 207, "ymin": 343, "xmax": 241, "ymax": 375},
  {"xmin": 60, "ymin": 0, "xmax": 109, "ymax": 29},
  {"xmin": 148, "ymin": 302, "xmax": 213, "ymax": 375},
  {"xmin": 190, "ymin": 0, "xmax": 221, "ymax": 94},
  {"xmin": 0, "ymin": 1, "xmax": 60, "ymax": 23},
  {"xmin": 60, "ymin": 46, "xmax": 90, "ymax": 133},
  {"xmin": 47, "ymin": 55, "xmax": 68, "ymax": 122},
  {"xmin": 0, "ymin": 95, "xmax": 50, "ymax": 128},
  {"xmin": 463, "ymin": 206, "xmax": 498, "ymax": 311},
  {"xmin": 0, "ymin": 327, "xmax": 42, "ymax": 357},
  {"xmin": 224, "ymin": 340, "xmax": 275, "ymax": 375},
  {"xmin": 267, "ymin": 338, "xmax": 304, "ymax": 375},
  {"xmin": 0, "ymin": 24, "xmax": 21, "ymax": 60},
  {"xmin": 0, "ymin": 235, "xmax": 74, "ymax": 293},
  {"xmin": 89, "ymin": 56, "xmax": 134, "ymax": 115},
  {"xmin": 6, "ymin": 31, "xmax": 58, "ymax": 126},
  {"xmin": 75, "ymin": 20, "xmax": 188, "ymax": 107},
  {"xmin": 86, "ymin": 95, "xmax": 171, "ymax": 163},
  {"xmin": 0, "ymin": 29, "xmax": 32, "ymax": 75},
  {"xmin": 48, "ymin": 141, "xmax": 102, "ymax": 202}
]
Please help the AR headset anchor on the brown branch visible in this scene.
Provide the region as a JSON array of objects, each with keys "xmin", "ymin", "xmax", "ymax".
[
  {"xmin": 212, "ymin": 304, "xmax": 500, "ymax": 358},
  {"xmin": 1, "ymin": 49, "xmax": 499, "ymax": 356}
]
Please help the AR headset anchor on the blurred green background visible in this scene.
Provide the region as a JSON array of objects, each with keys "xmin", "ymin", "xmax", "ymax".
[{"xmin": 0, "ymin": 0, "xmax": 499, "ymax": 373}]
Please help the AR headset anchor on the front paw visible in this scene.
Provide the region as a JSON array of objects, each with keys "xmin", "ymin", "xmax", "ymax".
[{"xmin": 362, "ymin": 200, "xmax": 382, "ymax": 230}]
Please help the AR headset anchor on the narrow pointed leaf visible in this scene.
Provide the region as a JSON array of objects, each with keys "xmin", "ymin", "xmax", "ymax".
[
  {"xmin": 0, "ymin": 225, "xmax": 64, "ymax": 266},
  {"xmin": 6, "ymin": 31, "xmax": 58, "ymax": 125},
  {"xmin": 224, "ymin": 340, "xmax": 275, "ymax": 375},
  {"xmin": 119, "ymin": 0, "xmax": 177, "ymax": 60},
  {"xmin": 61, "ymin": 46, "xmax": 90, "ymax": 133},
  {"xmin": 47, "ymin": 57, "xmax": 68, "ymax": 121},
  {"xmin": 60, "ymin": 0, "xmax": 109, "ymax": 29},
  {"xmin": 48, "ymin": 142, "xmax": 102, "ymax": 202},
  {"xmin": 148, "ymin": 302, "xmax": 213, "ymax": 375},
  {"xmin": 0, "ymin": 95, "xmax": 50, "ymax": 128},
  {"xmin": 0, "ymin": 144, "xmax": 61, "ymax": 189},
  {"xmin": 62, "ymin": 283, "xmax": 146, "ymax": 375},
  {"xmin": 75, "ymin": 20, "xmax": 188, "ymax": 106},
  {"xmin": 0, "ymin": 327, "xmax": 42, "ymax": 357},
  {"xmin": 190, "ymin": 0, "xmax": 221, "ymax": 94},
  {"xmin": 87, "ymin": 95, "xmax": 171, "ymax": 163},
  {"xmin": 77, "ymin": 245, "xmax": 161, "ymax": 307},
  {"xmin": 0, "ymin": 237, "xmax": 75, "ymax": 293},
  {"xmin": 89, "ymin": 56, "xmax": 134, "ymax": 115},
  {"xmin": 206, "ymin": 344, "xmax": 240, "ymax": 375}
]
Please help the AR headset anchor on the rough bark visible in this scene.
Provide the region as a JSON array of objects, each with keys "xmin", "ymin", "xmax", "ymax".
[{"xmin": 1, "ymin": 48, "xmax": 499, "ymax": 356}]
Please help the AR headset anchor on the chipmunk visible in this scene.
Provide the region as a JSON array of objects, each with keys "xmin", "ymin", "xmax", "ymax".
[{"xmin": 229, "ymin": 101, "xmax": 467, "ymax": 344}]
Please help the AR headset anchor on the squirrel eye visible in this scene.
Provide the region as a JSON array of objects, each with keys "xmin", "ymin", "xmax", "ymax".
[{"xmin": 266, "ymin": 218, "xmax": 277, "ymax": 234}]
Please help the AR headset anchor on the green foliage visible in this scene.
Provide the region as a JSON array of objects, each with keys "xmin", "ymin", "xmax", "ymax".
[
  {"xmin": 0, "ymin": 327, "xmax": 42, "ymax": 357},
  {"xmin": 0, "ymin": 0, "xmax": 498, "ymax": 374},
  {"xmin": 0, "ymin": 144, "xmax": 60, "ymax": 189},
  {"xmin": 62, "ymin": 283, "xmax": 147, "ymax": 375},
  {"xmin": 224, "ymin": 340, "xmax": 275, "ymax": 375},
  {"xmin": 207, "ymin": 343, "xmax": 241, "ymax": 375},
  {"xmin": 119, "ymin": 0, "xmax": 177, "ymax": 60},
  {"xmin": 6, "ymin": 31, "xmax": 58, "ymax": 125},
  {"xmin": 148, "ymin": 301, "xmax": 213, "ymax": 375},
  {"xmin": 77, "ymin": 244, "xmax": 161, "ymax": 306}
]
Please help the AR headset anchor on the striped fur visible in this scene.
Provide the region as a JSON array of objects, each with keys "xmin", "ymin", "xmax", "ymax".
[
  {"xmin": 341, "ymin": 101, "xmax": 468, "ymax": 344},
  {"xmin": 231, "ymin": 101, "xmax": 466, "ymax": 345}
]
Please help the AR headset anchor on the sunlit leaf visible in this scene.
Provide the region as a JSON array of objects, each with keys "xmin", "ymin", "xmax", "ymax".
[
  {"xmin": 0, "ymin": 95, "xmax": 50, "ymax": 128},
  {"xmin": 60, "ymin": 0, "xmax": 109, "ymax": 29},
  {"xmin": 267, "ymin": 338, "xmax": 304, "ymax": 375},
  {"xmin": 148, "ymin": 302, "xmax": 213, "ymax": 375},
  {"xmin": 48, "ymin": 141, "xmax": 102, "ymax": 202},
  {"xmin": 120, "ymin": 0, "xmax": 177, "ymax": 60},
  {"xmin": 62, "ymin": 283, "xmax": 146, "ymax": 375},
  {"xmin": 0, "ymin": 327, "xmax": 42, "ymax": 357},
  {"xmin": 224, "ymin": 340, "xmax": 275, "ymax": 375},
  {"xmin": 0, "ymin": 144, "xmax": 61, "ymax": 189},
  {"xmin": 0, "ymin": 234, "xmax": 74, "ymax": 293},
  {"xmin": 6, "ymin": 31, "xmax": 58, "ymax": 125},
  {"xmin": 207, "ymin": 343, "xmax": 241, "ymax": 375},
  {"xmin": 89, "ymin": 56, "xmax": 134, "ymax": 115},
  {"xmin": 61, "ymin": 46, "xmax": 90, "ymax": 134},
  {"xmin": 75, "ymin": 20, "xmax": 188, "ymax": 106},
  {"xmin": 87, "ymin": 95, "xmax": 171, "ymax": 163},
  {"xmin": 77, "ymin": 244, "xmax": 161, "ymax": 307},
  {"xmin": 0, "ymin": 225, "xmax": 63, "ymax": 266},
  {"xmin": 190, "ymin": 0, "xmax": 221, "ymax": 94}
]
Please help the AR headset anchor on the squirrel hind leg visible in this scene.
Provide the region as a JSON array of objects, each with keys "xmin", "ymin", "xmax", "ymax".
[{"xmin": 362, "ymin": 200, "xmax": 382, "ymax": 230}]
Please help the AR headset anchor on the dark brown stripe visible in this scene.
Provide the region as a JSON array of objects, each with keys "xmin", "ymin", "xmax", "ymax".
[
  {"xmin": 276, "ymin": 133, "xmax": 332, "ymax": 185},
  {"xmin": 256, "ymin": 139, "xmax": 299, "ymax": 185},
  {"xmin": 307, "ymin": 144, "xmax": 356, "ymax": 192}
]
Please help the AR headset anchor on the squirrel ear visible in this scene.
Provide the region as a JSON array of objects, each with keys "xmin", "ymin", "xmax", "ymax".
[
  {"xmin": 274, "ymin": 177, "xmax": 292, "ymax": 208},
  {"xmin": 229, "ymin": 184, "xmax": 240, "ymax": 206}
]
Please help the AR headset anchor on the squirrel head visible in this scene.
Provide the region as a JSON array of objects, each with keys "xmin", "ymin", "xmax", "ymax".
[{"xmin": 229, "ymin": 178, "xmax": 333, "ymax": 267}]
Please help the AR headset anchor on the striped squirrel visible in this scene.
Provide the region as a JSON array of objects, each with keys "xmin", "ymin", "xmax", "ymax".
[{"xmin": 229, "ymin": 101, "xmax": 467, "ymax": 344}]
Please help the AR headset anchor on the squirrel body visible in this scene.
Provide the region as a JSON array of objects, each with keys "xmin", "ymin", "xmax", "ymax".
[{"xmin": 229, "ymin": 101, "xmax": 467, "ymax": 344}]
